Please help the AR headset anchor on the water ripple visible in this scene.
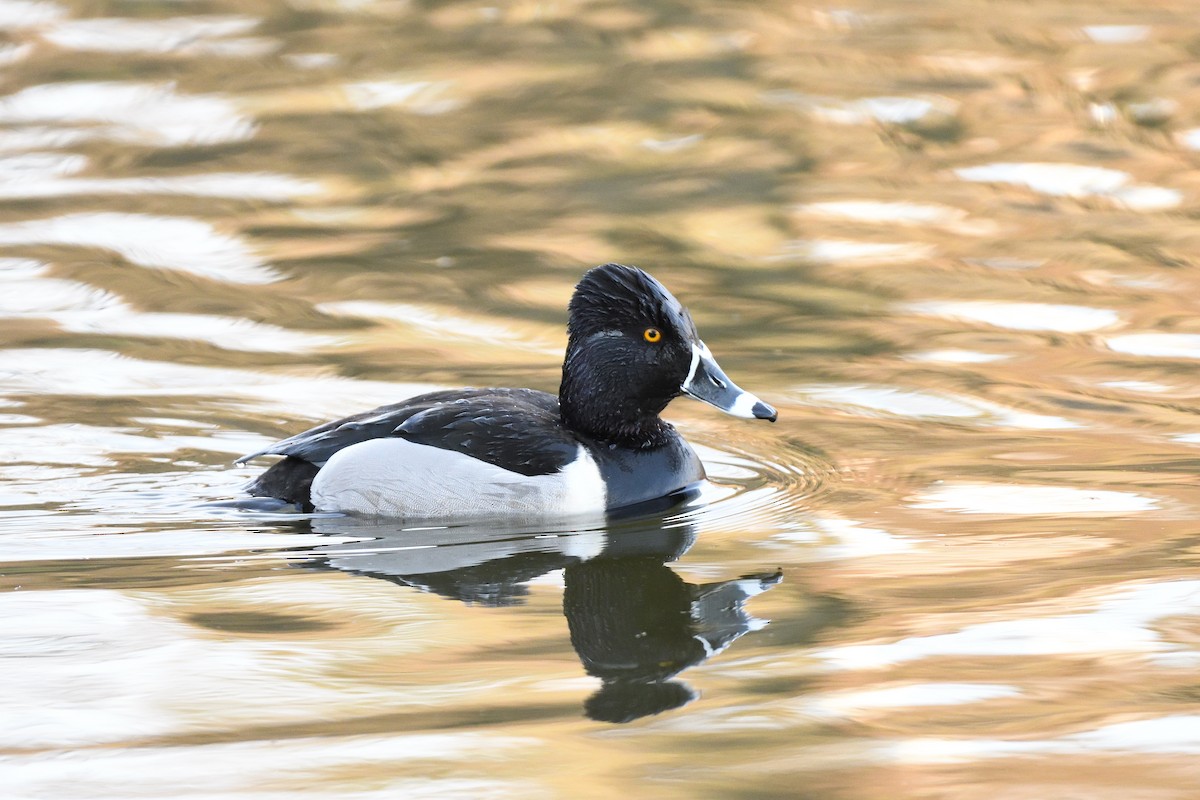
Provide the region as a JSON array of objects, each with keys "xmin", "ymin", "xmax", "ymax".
[
  {"xmin": 317, "ymin": 300, "xmax": 561, "ymax": 355},
  {"xmin": 793, "ymin": 200, "xmax": 994, "ymax": 235},
  {"xmin": 909, "ymin": 482, "xmax": 1158, "ymax": 515},
  {"xmin": 1106, "ymin": 332, "xmax": 1200, "ymax": 360},
  {"xmin": 791, "ymin": 384, "xmax": 1078, "ymax": 430},
  {"xmin": 0, "ymin": 0, "xmax": 63, "ymax": 29},
  {"xmin": 0, "ymin": 213, "xmax": 278, "ymax": 284},
  {"xmin": 682, "ymin": 440, "xmax": 836, "ymax": 531},
  {"xmin": 821, "ymin": 579, "xmax": 1200, "ymax": 670},
  {"xmin": 905, "ymin": 300, "xmax": 1120, "ymax": 333},
  {"xmin": 41, "ymin": 15, "xmax": 276, "ymax": 58},
  {"xmin": 956, "ymin": 162, "xmax": 1181, "ymax": 211},
  {"xmin": 0, "ymin": 168, "xmax": 324, "ymax": 201},
  {"xmin": 0, "ymin": 81, "xmax": 256, "ymax": 147},
  {"xmin": 1083, "ymin": 24, "xmax": 1151, "ymax": 43}
]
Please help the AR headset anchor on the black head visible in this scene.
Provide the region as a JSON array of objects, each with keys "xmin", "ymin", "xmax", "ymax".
[
  {"xmin": 559, "ymin": 263, "xmax": 776, "ymax": 446},
  {"xmin": 567, "ymin": 263, "xmax": 699, "ymax": 346}
]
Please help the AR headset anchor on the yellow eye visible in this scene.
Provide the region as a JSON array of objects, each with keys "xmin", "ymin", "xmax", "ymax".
[{"xmin": 643, "ymin": 327, "xmax": 662, "ymax": 343}]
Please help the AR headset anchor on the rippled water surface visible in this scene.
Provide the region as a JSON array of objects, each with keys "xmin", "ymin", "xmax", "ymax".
[{"xmin": 6, "ymin": 0, "xmax": 1200, "ymax": 797}]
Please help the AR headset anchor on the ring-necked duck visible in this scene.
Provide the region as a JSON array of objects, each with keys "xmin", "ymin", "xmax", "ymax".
[{"xmin": 238, "ymin": 263, "xmax": 776, "ymax": 518}]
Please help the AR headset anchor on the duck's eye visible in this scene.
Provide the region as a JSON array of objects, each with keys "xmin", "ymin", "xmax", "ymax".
[{"xmin": 643, "ymin": 327, "xmax": 662, "ymax": 343}]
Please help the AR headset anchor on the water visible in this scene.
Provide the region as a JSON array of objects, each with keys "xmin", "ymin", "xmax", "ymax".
[{"xmin": 4, "ymin": 0, "xmax": 1200, "ymax": 796}]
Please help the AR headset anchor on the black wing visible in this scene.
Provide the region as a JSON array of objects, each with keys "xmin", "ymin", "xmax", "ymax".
[
  {"xmin": 240, "ymin": 388, "xmax": 570, "ymax": 510},
  {"xmin": 237, "ymin": 388, "xmax": 559, "ymax": 467},
  {"xmin": 394, "ymin": 393, "xmax": 580, "ymax": 477}
]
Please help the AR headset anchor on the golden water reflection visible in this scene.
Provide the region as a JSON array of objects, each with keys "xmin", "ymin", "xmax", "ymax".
[{"xmin": 4, "ymin": 0, "xmax": 1200, "ymax": 796}]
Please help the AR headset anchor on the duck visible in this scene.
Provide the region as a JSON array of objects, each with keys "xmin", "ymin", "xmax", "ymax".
[{"xmin": 238, "ymin": 263, "xmax": 777, "ymax": 519}]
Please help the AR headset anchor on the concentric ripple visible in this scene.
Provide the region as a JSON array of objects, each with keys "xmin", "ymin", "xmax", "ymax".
[{"xmin": 674, "ymin": 439, "xmax": 837, "ymax": 531}]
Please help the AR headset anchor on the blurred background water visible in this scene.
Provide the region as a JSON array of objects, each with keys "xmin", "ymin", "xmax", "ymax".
[{"xmin": 5, "ymin": 0, "xmax": 1200, "ymax": 797}]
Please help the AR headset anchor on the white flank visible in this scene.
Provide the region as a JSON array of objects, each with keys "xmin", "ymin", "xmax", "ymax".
[{"xmin": 311, "ymin": 440, "xmax": 607, "ymax": 520}]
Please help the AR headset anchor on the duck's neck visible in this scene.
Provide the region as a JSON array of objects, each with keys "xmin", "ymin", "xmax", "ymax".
[{"xmin": 558, "ymin": 345, "xmax": 673, "ymax": 448}]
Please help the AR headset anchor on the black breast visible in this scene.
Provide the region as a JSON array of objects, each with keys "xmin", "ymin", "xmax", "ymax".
[{"xmin": 587, "ymin": 432, "xmax": 706, "ymax": 512}]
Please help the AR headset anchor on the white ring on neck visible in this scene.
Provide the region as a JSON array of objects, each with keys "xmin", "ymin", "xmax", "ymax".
[{"xmin": 682, "ymin": 341, "xmax": 711, "ymax": 392}]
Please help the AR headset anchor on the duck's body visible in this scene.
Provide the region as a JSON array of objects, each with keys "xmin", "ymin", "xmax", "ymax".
[
  {"xmin": 242, "ymin": 387, "xmax": 705, "ymax": 517},
  {"xmin": 239, "ymin": 264, "xmax": 775, "ymax": 519}
]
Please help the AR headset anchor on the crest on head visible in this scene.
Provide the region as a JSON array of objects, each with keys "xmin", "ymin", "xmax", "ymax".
[{"xmin": 568, "ymin": 263, "xmax": 696, "ymax": 343}]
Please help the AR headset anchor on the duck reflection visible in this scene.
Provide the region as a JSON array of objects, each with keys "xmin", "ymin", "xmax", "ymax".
[
  {"xmin": 301, "ymin": 507, "xmax": 781, "ymax": 722},
  {"xmin": 565, "ymin": 552, "xmax": 780, "ymax": 722}
]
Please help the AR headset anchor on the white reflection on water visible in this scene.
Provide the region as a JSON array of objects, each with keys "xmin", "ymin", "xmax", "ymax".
[
  {"xmin": 0, "ymin": 127, "xmax": 89, "ymax": 152},
  {"xmin": 1125, "ymin": 97, "xmax": 1176, "ymax": 126},
  {"xmin": 0, "ymin": 264, "xmax": 336, "ymax": 351},
  {"xmin": 905, "ymin": 300, "xmax": 1120, "ymax": 333},
  {"xmin": 0, "ymin": 436, "xmax": 283, "ymax": 539},
  {"xmin": 776, "ymin": 239, "xmax": 936, "ymax": 265},
  {"xmin": 1106, "ymin": 332, "xmax": 1200, "ymax": 360},
  {"xmin": 1082, "ymin": 24, "xmax": 1151, "ymax": 43},
  {"xmin": 0, "ymin": 0, "xmax": 63, "ymax": 29},
  {"xmin": 765, "ymin": 91, "xmax": 958, "ymax": 126},
  {"xmin": 821, "ymin": 580, "xmax": 1200, "ymax": 669},
  {"xmin": 1178, "ymin": 128, "xmax": 1200, "ymax": 150},
  {"xmin": 0, "ymin": 519, "xmax": 347, "ymax": 559},
  {"xmin": 0, "ymin": 259, "xmax": 117, "ymax": 312},
  {"xmin": 0, "ymin": 581, "xmax": 530, "ymax": 749},
  {"xmin": 318, "ymin": 300, "xmax": 562, "ymax": 355},
  {"xmin": 798, "ymin": 385, "xmax": 980, "ymax": 419},
  {"xmin": 910, "ymin": 483, "xmax": 1157, "ymax": 514},
  {"xmin": 0, "ymin": 82, "xmax": 256, "ymax": 147},
  {"xmin": 1089, "ymin": 101, "xmax": 1118, "ymax": 127},
  {"xmin": 285, "ymin": 52, "xmax": 340, "ymax": 70},
  {"xmin": 2, "ymin": 595, "xmax": 538, "ymax": 796},
  {"xmin": 956, "ymin": 162, "xmax": 1181, "ymax": 211},
  {"xmin": 57, "ymin": 311, "xmax": 338, "ymax": 352},
  {"xmin": 0, "ymin": 168, "xmax": 323, "ymax": 201},
  {"xmin": 41, "ymin": 15, "xmax": 277, "ymax": 58},
  {"xmin": 904, "ymin": 349, "xmax": 1011, "ymax": 364},
  {"xmin": 0, "ymin": 593, "xmax": 175, "ymax": 745},
  {"xmin": 0, "ymin": 213, "xmax": 277, "ymax": 284},
  {"xmin": 649, "ymin": 681, "xmax": 1018, "ymax": 734},
  {"xmin": 808, "ymin": 683, "xmax": 1019, "ymax": 717},
  {"xmin": 893, "ymin": 714, "xmax": 1200, "ymax": 764},
  {"xmin": 793, "ymin": 384, "xmax": 1078, "ymax": 430},
  {"xmin": 8, "ymin": 740, "xmax": 535, "ymax": 800},
  {"xmin": 847, "ymin": 96, "xmax": 954, "ymax": 124},
  {"xmin": 0, "ymin": 423, "xmax": 180, "ymax": 468},
  {"xmin": 793, "ymin": 200, "xmax": 993, "ymax": 235},
  {"xmin": 770, "ymin": 517, "xmax": 913, "ymax": 560},
  {"xmin": 0, "ymin": 41, "xmax": 30, "ymax": 65},
  {"xmin": 796, "ymin": 200, "xmax": 964, "ymax": 225},
  {"xmin": 0, "ymin": 348, "xmax": 436, "ymax": 422},
  {"xmin": 641, "ymin": 133, "xmax": 703, "ymax": 153},
  {"xmin": 811, "ymin": 518, "xmax": 911, "ymax": 559},
  {"xmin": 1098, "ymin": 379, "xmax": 1170, "ymax": 393},
  {"xmin": 0, "ymin": 151, "xmax": 84, "ymax": 178},
  {"xmin": 343, "ymin": 79, "xmax": 463, "ymax": 114}
]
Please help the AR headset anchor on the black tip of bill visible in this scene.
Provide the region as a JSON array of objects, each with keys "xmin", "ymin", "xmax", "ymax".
[{"xmin": 751, "ymin": 401, "xmax": 778, "ymax": 422}]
